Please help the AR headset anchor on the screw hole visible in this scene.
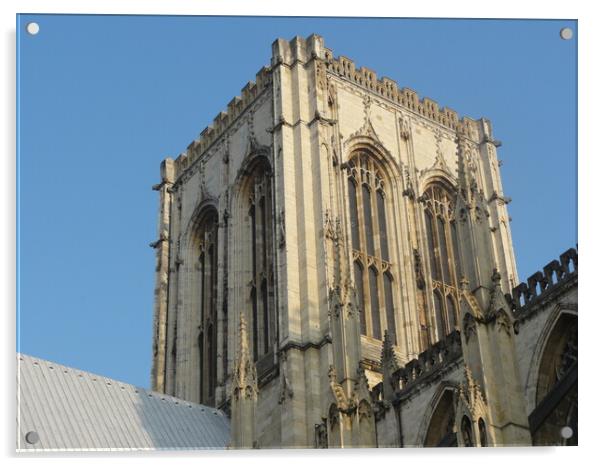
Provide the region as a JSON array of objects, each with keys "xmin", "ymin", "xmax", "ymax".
[{"xmin": 26, "ymin": 22, "xmax": 40, "ymax": 35}]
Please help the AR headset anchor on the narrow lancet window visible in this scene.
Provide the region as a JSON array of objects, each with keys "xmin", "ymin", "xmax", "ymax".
[
  {"xmin": 384, "ymin": 273, "xmax": 396, "ymax": 344},
  {"xmin": 377, "ymin": 190, "xmax": 389, "ymax": 261},
  {"xmin": 246, "ymin": 161, "xmax": 275, "ymax": 364},
  {"xmin": 348, "ymin": 179, "xmax": 360, "ymax": 250},
  {"xmin": 354, "ymin": 261, "xmax": 366, "ymax": 334},
  {"xmin": 196, "ymin": 208, "xmax": 219, "ymax": 405},
  {"xmin": 362, "ymin": 185, "xmax": 374, "ymax": 256},
  {"xmin": 369, "ymin": 267, "xmax": 381, "ymax": 339}
]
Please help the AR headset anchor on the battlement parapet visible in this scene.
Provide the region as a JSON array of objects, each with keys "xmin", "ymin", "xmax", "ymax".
[
  {"xmin": 172, "ymin": 65, "xmax": 272, "ymax": 178},
  {"xmin": 505, "ymin": 247, "xmax": 578, "ymax": 313},
  {"xmin": 171, "ymin": 33, "xmax": 490, "ymax": 181},
  {"xmin": 372, "ymin": 330, "xmax": 462, "ymax": 403},
  {"xmin": 172, "ymin": 34, "xmax": 327, "ymax": 180},
  {"xmin": 271, "ymin": 34, "xmax": 325, "ymax": 66},
  {"xmin": 323, "ymin": 48, "xmax": 480, "ymax": 133}
]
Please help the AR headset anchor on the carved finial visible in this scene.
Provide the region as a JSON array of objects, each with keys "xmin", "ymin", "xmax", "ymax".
[
  {"xmin": 328, "ymin": 365, "xmax": 338, "ymax": 384},
  {"xmin": 239, "ymin": 314, "xmax": 249, "ymax": 348},
  {"xmin": 233, "ymin": 313, "xmax": 257, "ymax": 399},
  {"xmin": 381, "ymin": 330, "xmax": 395, "ymax": 365},
  {"xmin": 460, "ymin": 276, "xmax": 470, "ymax": 292},
  {"xmin": 380, "ymin": 331, "xmax": 399, "ymax": 401}
]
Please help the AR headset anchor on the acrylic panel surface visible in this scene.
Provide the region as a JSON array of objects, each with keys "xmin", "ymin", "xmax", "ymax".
[{"xmin": 17, "ymin": 15, "xmax": 577, "ymax": 450}]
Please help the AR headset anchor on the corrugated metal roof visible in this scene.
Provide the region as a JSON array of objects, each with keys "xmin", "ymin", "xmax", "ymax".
[{"xmin": 17, "ymin": 353, "xmax": 230, "ymax": 451}]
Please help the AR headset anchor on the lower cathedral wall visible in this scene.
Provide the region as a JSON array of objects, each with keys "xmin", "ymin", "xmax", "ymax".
[
  {"xmin": 256, "ymin": 376, "xmax": 282, "ymax": 447},
  {"xmin": 513, "ymin": 284, "xmax": 577, "ymax": 415},
  {"xmin": 395, "ymin": 363, "xmax": 464, "ymax": 447}
]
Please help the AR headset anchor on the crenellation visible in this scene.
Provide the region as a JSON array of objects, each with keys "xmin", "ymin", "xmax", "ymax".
[
  {"xmin": 323, "ymin": 51, "xmax": 480, "ymax": 133},
  {"xmin": 271, "ymin": 35, "xmax": 323, "ymax": 66},
  {"xmin": 171, "ymin": 73, "xmax": 272, "ymax": 181},
  {"xmin": 506, "ymin": 247, "xmax": 577, "ymax": 313},
  {"xmin": 372, "ymin": 330, "xmax": 462, "ymax": 403}
]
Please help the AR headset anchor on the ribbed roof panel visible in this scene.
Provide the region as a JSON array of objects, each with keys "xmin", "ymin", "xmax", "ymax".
[{"xmin": 17, "ymin": 353, "xmax": 230, "ymax": 451}]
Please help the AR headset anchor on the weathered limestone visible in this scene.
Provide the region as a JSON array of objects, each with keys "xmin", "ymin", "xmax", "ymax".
[{"xmin": 150, "ymin": 34, "xmax": 577, "ymax": 448}]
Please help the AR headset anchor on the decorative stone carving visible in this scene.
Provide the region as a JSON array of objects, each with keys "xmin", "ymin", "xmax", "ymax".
[
  {"xmin": 328, "ymin": 365, "xmax": 354, "ymax": 412},
  {"xmin": 458, "ymin": 366, "xmax": 487, "ymax": 419},
  {"xmin": 380, "ymin": 330, "xmax": 399, "ymax": 400},
  {"xmin": 232, "ymin": 314, "xmax": 258, "ymax": 401},
  {"xmin": 399, "ymin": 116, "xmax": 411, "ymax": 141},
  {"xmin": 331, "ymin": 134, "xmax": 339, "ymax": 166},
  {"xmin": 493, "ymin": 309, "xmax": 513, "ymax": 337},
  {"xmin": 357, "ymin": 400, "xmax": 373, "ymax": 421},
  {"xmin": 278, "ymin": 352, "xmax": 293, "ymax": 404},
  {"xmin": 327, "ymin": 81, "xmax": 338, "ymax": 108},
  {"xmin": 413, "ymin": 248, "xmax": 426, "ymax": 290},
  {"xmin": 463, "ymin": 313, "xmax": 477, "ymax": 343}
]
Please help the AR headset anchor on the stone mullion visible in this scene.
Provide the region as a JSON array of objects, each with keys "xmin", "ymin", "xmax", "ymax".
[
  {"xmin": 399, "ymin": 114, "xmax": 430, "ymax": 356},
  {"xmin": 425, "ymin": 206, "xmax": 443, "ymax": 344},
  {"xmin": 210, "ymin": 228, "xmax": 219, "ymax": 404},
  {"xmin": 254, "ymin": 183, "xmax": 266, "ymax": 360},
  {"xmin": 200, "ymin": 244, "xmax": 209, "ymax": 403},
  {"xmin": 205, "ymin": 236, "xmax": 214, "ymax": 403},
  {"xmin": 432, "ymin": 211, "xmax": 446, "ymax": 285},
  {"xmin": 264, "ymin": 177, "xmax": 275, "ymax": 355},
  {"xmin": 407, "ymin": 198, "xmax": 430, "ymax": 353},
  {"xmin": 355, "ymin": 177, "xmax": 372, "ymax": 338},
  {"xmin": 369, "ymin": 178, "xmax": 387, "ymax": 342},
  {"xmin": 432, "ymin": 215, "xmax": 452, "ymax": 337},
  {"xmin": 442, "ymin": 220, "xmax": 460, "ymax": 333}
]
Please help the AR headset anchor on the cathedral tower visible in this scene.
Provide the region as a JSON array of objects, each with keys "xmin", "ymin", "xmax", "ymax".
[{"xmin": 150, "ymin": 34, "xmax": 536, "ymax": 448}]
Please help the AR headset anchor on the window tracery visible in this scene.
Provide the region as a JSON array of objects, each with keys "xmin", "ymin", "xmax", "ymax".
[
  {"xmin": 247, "ymin": 164, "xmax": 275, "ymax": 363},
  {"xmin": 346, "ymin": 152, "xmax": 396, "ymax": 343},
  {"xmin": 422, "ymin": 184, "xmax": 462, "ymax": 340},
  {"xmin": 461, "ymin": 415, "xmax": 474, "ymax": 447},
  {"xmin": 197, "ymin": 209, "xmax": 219, "ymax": 405}
]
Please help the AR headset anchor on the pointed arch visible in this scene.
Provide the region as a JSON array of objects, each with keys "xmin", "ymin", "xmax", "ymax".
[
  {"xmin": 478, "ymin": 418, "xmax": 488, "ymax": 447},
  {"xmin": 460, "ymin": 415, "xmax": 474, "ymax": 447},
  {"xmin": 420, "ymin": 385, "xmax": 459, "ymax": 447},
  {"xmin": 232, "ymin": 151, "xmax": 276, "ymax": 368},
  {"xmin": 186, "ymin": 205, "xmax": 219, "ymax": 406},
  {"xmin": 527, "ymin": 306, "xmax": 578, "ymax": 445},
  {"xmin": 344, "ymin": 143, "xmax": 401, "ymax": 345},
  {"xmin": 328, "ymin": 404, "xmax": 342, "ymax": 448},
  {"xmin": 357, "ymin": 399, "xmax": 376, "ymax": 447},
  {"xmin": 421, "ymin": 181, "xmax": 463, "ymax": 343}
]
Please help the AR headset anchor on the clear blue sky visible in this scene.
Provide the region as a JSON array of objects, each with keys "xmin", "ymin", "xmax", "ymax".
[{"xmin": 17, "ymin": 15, "xmax": 577, "ymax": 389}]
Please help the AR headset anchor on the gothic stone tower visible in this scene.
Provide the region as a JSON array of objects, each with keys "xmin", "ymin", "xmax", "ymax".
[{"xmin": 150, "ymin": 34, "xmax": 535, "ymax": 448}]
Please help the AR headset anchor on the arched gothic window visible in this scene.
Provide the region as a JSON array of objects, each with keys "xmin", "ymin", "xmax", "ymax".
[
  {"xmin": 197, "ymin": 209, "xmax": 218, "ymax": 405},
  {"xmin": 461, "ymin": 415, "xmax": 474, "ymax": 447},
  {"xmin": 531, "ymin": 313, "xmax": 578, "ymax": 445},
  {"xmin": 478, "ymin": 418, "xmax": 488, "ymax": 447},
  {"xmin": 424, "ymin": 389, "xmax": 457, "ymax": 447},
  {"xmin": 247, "ymin": 163, "xmax": 275, "ymax": 362},
  {"xmin": 423, "ymin": 184, "xmax": 462, "ymax": 340},
  {"xmin": 347, "ymin": 152, "xmax": 395, "ymax": 343}
]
